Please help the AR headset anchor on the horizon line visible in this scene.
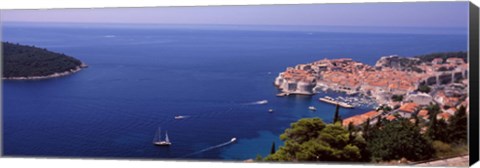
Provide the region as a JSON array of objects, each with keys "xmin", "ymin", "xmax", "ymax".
[{"xmin": 1, "ymin": 21, "xmax": 468, "ymax": 30}]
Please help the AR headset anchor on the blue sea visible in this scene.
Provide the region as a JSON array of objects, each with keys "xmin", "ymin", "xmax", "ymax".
[{"xmin": 1, "ymin": 23, "xmax": 467, "ymax": 160}]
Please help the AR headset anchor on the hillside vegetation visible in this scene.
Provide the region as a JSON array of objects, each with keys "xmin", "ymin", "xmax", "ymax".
[{"xmin": 2, "ymin": 42, "xmax": 84, "ymax": 78}]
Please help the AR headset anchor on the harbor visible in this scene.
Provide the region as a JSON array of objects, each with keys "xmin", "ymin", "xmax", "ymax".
[{"xmin": 319, "ymin": 96, "xmax": 354, "ymax": 109}]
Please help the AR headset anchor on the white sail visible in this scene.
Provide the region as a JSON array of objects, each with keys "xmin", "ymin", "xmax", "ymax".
[{"xmin": 165, "ymin": 131, "xmax": 170, "ymax": 143}]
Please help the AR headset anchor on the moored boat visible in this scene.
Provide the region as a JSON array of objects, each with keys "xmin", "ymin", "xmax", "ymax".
[{"xmin": 319, "ymin": 96, "xmax": 354, "ymax": 109}]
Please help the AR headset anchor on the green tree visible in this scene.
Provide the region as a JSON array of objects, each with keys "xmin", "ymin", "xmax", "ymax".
[
  {"xmin": 368, "ymin": 118, "xmax": 434, "ymax": 162},
  {"xmin": 333, "ymin": 103, "xmax": 341, "ymax": 124},
  {"xmin": 279, "ymin": 118, "xmax": 326, "ymax": 144},
  {"xmin": 362, "ymin": 118, "xmax": 371, "ymax": 141},
  {"xmin": 391, "ymin": 95, "xmax": 404, "ymax": 102},
  {"xmin": 426, "ymin": 104, "xmax": 441, "ymax": 141},
  {"xmin": 412, "ymin": 113, "xmax": 420, "ymax": 126},
  {"xmin": 347, "ymin": 122, "xmax": 355, "ymax": 143},
  {"xmin": 352, "ymin": 135, "xmax": 370, "ymax": 162},
  {"xmin": 374, "ymin": 115, "xmax": 383, "ymax": 129},
  {"xmin": 255, "ymin": 154, "xmax": 263, "ymax": 161},
  {"xmin": 435, "ymin": 119, "xmax": 450, "ymax": 143},
  {"xmin": 448, "ymin": 106, "xmax": 468, "ymax": 144},
  {"xmin": 2, "ymin": 42, "xmax": 84, "ymax": 78},
  {"xmin": 270, "ymin": 141, "xmax": 276, "ymax": 154},
  {"xmin": 417, "ymin": 85, "xmax": 431, "ymax": 93},
  {"xmin": 265, "ymin": 118, "xmax": 365, "ymax": 162}
]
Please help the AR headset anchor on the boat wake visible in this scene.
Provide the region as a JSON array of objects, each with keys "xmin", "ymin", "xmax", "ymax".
[
  {"xmin": 180, "ymin": 139, "xmax": 235, "ymax": 158},
  {"xmin": 174, "ymin": 115, "xmax": 190, "ymax": 120},
  {"xmin": 245, "ymin": 100, "xmax": 268, "ymax": 105}
]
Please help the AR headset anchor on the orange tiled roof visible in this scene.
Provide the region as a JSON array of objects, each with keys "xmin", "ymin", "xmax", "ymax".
[
  {"xmin": 437, "ymin": 112, "xmax": 452, "ymax": 120},
  {"xmin": 363, "ymin": 111, "xmax": 379, "ymax": 118},
  {"xmin": 418, "ymin": 110, "xmax": 429, "ymax": 119},
  {"xmin": 343, "ymin": 116, "xmax": 363, "ymax": 126},
  {"xmin": 369, "ymin": 80, "xmax": 389, "ymax": 87},
  {"xmin": 398, "ymin": 102, "xmax": 418, "ymax": 113},
  {"xmin": 342, "ymin": 111, "xmax": 379, "ymax": 126},
  {"xmin": 386, "ymin": 115, "xmax": 396, "ymax": 121}
]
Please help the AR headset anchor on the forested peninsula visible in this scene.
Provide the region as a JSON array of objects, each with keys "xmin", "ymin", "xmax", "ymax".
[{"xmin": 2, "ymin": 42, "xmax": 87, "ymax": 80}]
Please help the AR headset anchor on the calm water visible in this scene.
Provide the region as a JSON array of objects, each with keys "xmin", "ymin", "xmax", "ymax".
[{"xmin": 2, "ymin": 23, "xmax": 467, "ymax": 160}]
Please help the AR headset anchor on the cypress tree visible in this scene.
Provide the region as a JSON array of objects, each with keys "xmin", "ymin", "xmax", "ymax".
[
  {"xmin": 363, "ymin": 118, "xmax": 371, "ymax": 140},
  {"xmin": 348, "ymin": 122, "xmax": 355, "ymax": 143},
  {"xmin": 413, "ymin": 113, "xmax": 420, "ymax": 127},
  {"xmin": 333, "ymin": 103, "xmax": 341, "ymax": 124},
  {"xmin": 426, "ymin": 104, "xmax": 440, "ymax": 140},
  {"xmin": 375, "ymin": 115, "xmax": 382, "ymax": 128},
  {"xmin": 270, "ymin": 141, "xmax": 276, "ymax": 154},
  {"xmin": 448, "ymin": 105, "xmax": 468, "ymax": 143}
]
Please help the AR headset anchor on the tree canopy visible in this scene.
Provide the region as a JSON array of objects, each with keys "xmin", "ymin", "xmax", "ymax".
[
  {"xmin": 417, "ymin": 85, "xmax": 431, "ymax": 93},
  {"xmin": 264, "ymin": 118, "xmax": 367, "ymax": 162},
  {"xmin": 367, "ymin": 118, "xmax": 434, "ymax": 162},
  {"xmin": 391, "ymin": 95, "xmax": 404, "ymax": 102},
  {"xmin": 2, "ymin": 42, "xmax": 83, "ymax": 78},
  {"xmin": 447, "ymin": 106, "xmax": 468, "ymax": 144}
]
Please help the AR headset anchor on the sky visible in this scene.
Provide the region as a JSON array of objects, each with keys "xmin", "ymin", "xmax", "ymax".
[{"xmin": 0, "ymin": 2, "xmax": 470, "ymax": 28}]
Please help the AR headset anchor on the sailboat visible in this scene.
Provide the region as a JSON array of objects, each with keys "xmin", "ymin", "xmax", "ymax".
[{"xmin": 153, "ymin": 127, "xmax": 172, "ymax": 146}]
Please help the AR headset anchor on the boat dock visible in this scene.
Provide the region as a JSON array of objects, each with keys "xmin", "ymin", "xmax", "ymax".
[{"xmin": 319, "ymin": 96, "xmax": 354, "ymax": 109}]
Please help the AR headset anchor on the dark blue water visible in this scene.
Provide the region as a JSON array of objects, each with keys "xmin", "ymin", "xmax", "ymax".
[{"xmin": 2, "ymin": 23, "xmax": 467, "ymax": 160}]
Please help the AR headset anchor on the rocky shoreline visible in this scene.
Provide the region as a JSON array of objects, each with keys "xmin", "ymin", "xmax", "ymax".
[{"xmin": 2, "ymin": 63, "xmax": 88, "ymax": 80}]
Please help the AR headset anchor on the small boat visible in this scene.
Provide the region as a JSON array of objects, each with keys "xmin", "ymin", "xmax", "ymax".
[
  {"xmin": 257, "ymin": 100, "xmax": 268, "ymax": 105},
  {"xmin": 174, "ymin": 115, "xmax": 188, "ymax": 120},
  {"xmin": 346, "ymin": 91, "xmax": 358, "ymax": 96},
  {"xmin": 231, "ymin": 137, "xmax": 237, "ymax": 142},
  {"xmin": 268, "ymin": 109, "xmax": 274, "ymax": 113},
  {"xmin": 319, "ymin": 96, "xmax": 354, "ymax": 109},
  {"xmin": 153, "ymin": 128, "xmax": 172, "ymax": 146},
  {"xmin": 309, "ymin": 106, "xmax": 316, "ymax": 111},
  {"xmin": 276, "ymin": 93, "xmax": 288, "ymax": 97}
]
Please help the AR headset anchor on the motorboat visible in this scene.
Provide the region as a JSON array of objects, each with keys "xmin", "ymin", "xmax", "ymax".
[{"xmin": 174, "ymin": 115, "xmax": 189, "ymax": 120}]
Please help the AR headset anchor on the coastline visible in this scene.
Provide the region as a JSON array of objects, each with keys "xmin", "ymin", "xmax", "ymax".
[
  {"xmin": 274, "ymin": 55, "xmax": 469, "ymax": 107},
  {"xmin": 2, "ymin": 63, "xmax": 88, "ymax": 80}
]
